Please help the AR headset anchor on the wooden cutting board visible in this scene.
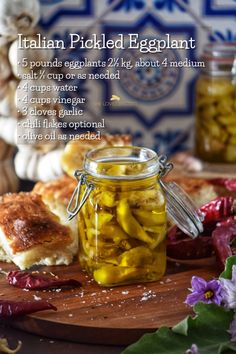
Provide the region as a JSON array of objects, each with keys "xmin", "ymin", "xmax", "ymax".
[
  {"xmin": 170, "ymin": 152, "xmax": 236, "ymax": 179},
  {"xmin": 0, "ymin": 261, "xmax": 217, "ymax": 345}
]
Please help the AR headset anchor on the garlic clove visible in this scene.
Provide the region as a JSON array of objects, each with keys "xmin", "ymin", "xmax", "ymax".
[
  {"xmin": 9, "ymin": 37, "xmax": 54, "ymax": 77},
  {"xmin": 37, "ymin": 148, "xmax": 64, "ymax": 181},
  {"xmin": 0, "ymin": 116, "xmax": 18, "ymax": 146},
  {"xmin": 14, "ymin": 148, "xmax": 39, "ymax": 181},
  {"xmin": 26, "ymin": 150, "xmax": 41, "ymax": 181},
  {"xmin": 0, "ymin": 0, "xmax": 40, "ymax": 40},
  {"xmin": 17, "ymin": 15, "xmax": 34, "ymax": 31},
  {"xmin": 14, "ymin": 147, "xmax": 64, "ymax": 181}
]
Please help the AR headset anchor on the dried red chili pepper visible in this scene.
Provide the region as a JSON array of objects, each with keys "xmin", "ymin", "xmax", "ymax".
[
  {"xmin": 0, "ymin": 300, "xmax": 57, "ymax": 318},
  {"xmin": 200, "ymin": 196, "xmax": 236, "ymax": 226},
  {"xmin": 216, "ymin": 216, "xmax": 236, "ymax": 227},
  {"xmin": 6, "ymin": 271, "xmax": 81, "ymax": 290},
  {"xmin": 167, "ymin": 225, "xmax": 213, "ymax": 260},
  {"xmin": 167, "ymin": 197, "xmax": 236, "ymax": 260},
  {"xmin": 212, "ymin": 220, "xmax": 236, "ymax": 271},
  {"xmin": 211, "ymin": 178, "xmax": 236, "ymax": 192}
]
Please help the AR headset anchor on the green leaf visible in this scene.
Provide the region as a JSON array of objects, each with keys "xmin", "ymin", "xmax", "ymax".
[
  {"xmin": 122, "ymin": 303, "xmax": 235, "ymax": 354},
  {"xmin": 172, "ymin": 316, "xmax": 189, "ymax": 336},
  {"xmin": 220, "ymin": 256, "xmax": 236, "ymax": 279}
]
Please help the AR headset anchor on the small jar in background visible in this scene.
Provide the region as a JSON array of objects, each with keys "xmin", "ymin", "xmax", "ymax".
[{"xmin": 195, "ymin": 43, "xmax": 236, "ymax": 163}]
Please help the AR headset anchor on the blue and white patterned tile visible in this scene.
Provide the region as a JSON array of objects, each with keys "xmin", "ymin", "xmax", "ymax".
[
  {"xmin": 82, "ymin": 14, "xmax": 197, "ymax": 147},
  {"xmin": 89, "ymin": 0, "xmax": 150, "ymax": 23},
  {"xmin": 204, "ymin": 0, "xmax": 236, "ymax": 16},
  {"xmin": 152, "ymin": 0, "xmax": 201, "ymax": 24},
  {"xmin": 39, "ymin": 0, "xmax": 93, "ymax": 29},
  {"xmin": 38, "ymin": 0, "xmax": 236, "ymax": 153},
  {"xmin": 209, "ymin": 28, "xmax": 236, "ymax": 42}
]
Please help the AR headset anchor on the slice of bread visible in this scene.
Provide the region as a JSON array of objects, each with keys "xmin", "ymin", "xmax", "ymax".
[
  {"xmin": 61, "ymin": 134, "xmax": 132, "ymax": 177},
  {"xmin": 0, "ymin": 192, "xmax": 74, "ymax": 269},
  {"xmin": 33, "ymin": 175, "xmax": 78, "ymax": 256}
]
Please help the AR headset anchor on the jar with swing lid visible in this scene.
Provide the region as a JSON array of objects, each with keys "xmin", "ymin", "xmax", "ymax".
[{"xmin": 68, "ymin": 146, "xmax": 203, "ymax": 287}]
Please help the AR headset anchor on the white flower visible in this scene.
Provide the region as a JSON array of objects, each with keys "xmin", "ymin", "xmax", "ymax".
[
  {"xmin": 186, "ymin": 344, "xmax": 199, "ymax": 354},
  {"xmin": 220, "ymin": 265, "xmax": 236, "ymax": 309}
]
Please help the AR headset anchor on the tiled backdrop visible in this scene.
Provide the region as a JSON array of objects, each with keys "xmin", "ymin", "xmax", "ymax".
[{"xmin": 39, "ymin": 0, "xmax": 236, "ymax": 155}]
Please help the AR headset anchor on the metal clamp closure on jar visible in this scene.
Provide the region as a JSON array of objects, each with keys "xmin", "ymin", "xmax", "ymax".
[
  {"xmin": 67, "ymin": 171, "xmax": 94, "ymax": 221},
  {"xmin": 67, "ymin": 150, "xmax": 203, "ymax": 239}
]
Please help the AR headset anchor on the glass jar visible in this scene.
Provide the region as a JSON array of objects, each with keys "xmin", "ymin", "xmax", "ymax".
[
  {"xmin": 195, "ymin": 43, "xmax": 236, "ymax": 163},
  {"xmin": 68, "ymin": 146, "xmax": 203, "ymax": 287}
]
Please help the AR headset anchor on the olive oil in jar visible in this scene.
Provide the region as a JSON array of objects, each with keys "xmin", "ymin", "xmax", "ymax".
[
  {"xmin": 195, "ymin": 43, "xmax": 236, "ymax": 163},
  {"xmin": 77, "ymin": 147, "xmax": 167, "ymax": 286},
  {"xmin": 67, "ymin": 146, "xmax": 204, "ymax": 287}
]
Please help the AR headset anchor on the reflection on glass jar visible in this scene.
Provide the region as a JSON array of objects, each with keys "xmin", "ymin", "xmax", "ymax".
[
  {"xmin": 195, "ymin": 43, "xmax": 236, "ymax": 163},
  {"xmin": 75, "ymin": 147, "xmax": 167, "ymax": 286}
]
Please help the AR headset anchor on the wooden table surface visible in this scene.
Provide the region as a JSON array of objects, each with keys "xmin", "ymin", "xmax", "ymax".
[
  {"xmin": 0, "ymin": 260, "xmax": 217, "ymax": 353},
  {"xmin": 0, "ymin": 323, "xmax": 125, "ymax": 354}
]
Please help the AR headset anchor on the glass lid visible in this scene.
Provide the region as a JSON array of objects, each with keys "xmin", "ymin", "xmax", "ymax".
[{"xmin": 160, "ymin": 180, "xmax": 204, "ymax": 239}]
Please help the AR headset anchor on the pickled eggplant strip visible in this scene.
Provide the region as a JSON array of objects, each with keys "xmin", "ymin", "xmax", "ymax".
[{"xmin": 117, "ymin": 199, "xmax": 154, "ymax": 244}]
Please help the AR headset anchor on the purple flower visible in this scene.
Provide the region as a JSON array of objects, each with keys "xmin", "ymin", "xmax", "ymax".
[
  {"xmin": 220, "ymin": 265, "xmax": 236, "ymax": 309},
  {"xmin": 186, "ymin": 344, "xmax": 199, "ymax": 354},
  {"xmin": 228, "ymin": 313, "xmax": 236, "ymax": 342},
  {"xmin": 185, "ymin": 276, "xmax": 224, "ymax": 307}
]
